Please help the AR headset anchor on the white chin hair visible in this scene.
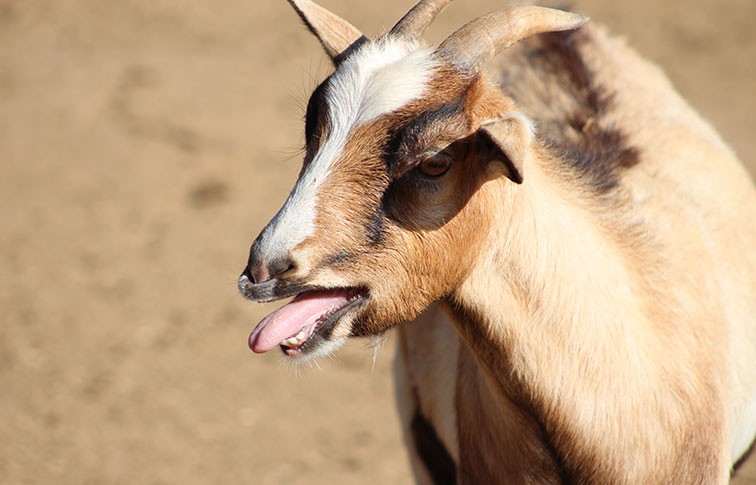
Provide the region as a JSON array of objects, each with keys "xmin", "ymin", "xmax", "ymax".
[{"xmin": 287, "ymin": 337, "xmax": 348, "ymax": 367}]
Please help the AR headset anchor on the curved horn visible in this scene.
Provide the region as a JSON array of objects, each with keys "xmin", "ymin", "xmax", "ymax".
[
  {"xmin": 389, "ymin": 0, "xmax": 454, "ymax": 42},
  {"xmin": 439, "ymin": 6, "xmax": 588, "ymax": 70},
  {"xmin": 287, "ymin": 0, "xmax": 366, "ymax": 62}
]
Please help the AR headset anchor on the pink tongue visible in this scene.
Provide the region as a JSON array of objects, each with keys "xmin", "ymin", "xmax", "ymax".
[{"xmin": 248, "ymin": 289, "xmax": 351, "ymax": 353}]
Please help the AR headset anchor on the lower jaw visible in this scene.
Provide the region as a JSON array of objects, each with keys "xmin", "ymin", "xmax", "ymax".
[{"xmin": 282, "ymin": 347, "xmax": 302, "ymax": 357}]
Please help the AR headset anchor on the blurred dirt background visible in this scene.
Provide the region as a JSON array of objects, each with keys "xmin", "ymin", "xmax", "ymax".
[{"xmin": 1, "ymin": 0, "xmax": 754, "ymax": 483}]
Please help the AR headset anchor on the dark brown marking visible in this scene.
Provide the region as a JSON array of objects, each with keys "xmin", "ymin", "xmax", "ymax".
[
  {"xmin": 387, "ymin": 100, "xmax": 465, "ymax": 177},
  {"xmin": 505, "ymin": 28, "xmax": 641, "ymax": 194},
  {"xmin": 322, "ymin": 249, "xmax": 353, "ymax": 266},
  {"xmin": 365, "ymin": 205, "xmax": 386, "ymax": 246},
  {"xmin": 733, "ymin": 436, "xmax": 756, "ymax": 476},
  {"xmin": 304, "ymin": 78, "xmax": 330, "ymax": 154},
  {"xmin": 332, "ymin": 36, "xmax": 369, "ymax": 66},
  {"xmin": 540, "ymin": 29, "xmax": 641, "ymax": 193},
  {"xmin": 410, "ymin": 410, "xmax": 457, "ymax": 485}
]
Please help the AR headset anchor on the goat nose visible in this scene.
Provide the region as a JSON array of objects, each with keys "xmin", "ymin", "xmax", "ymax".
[
  {"xmin": 245, "ymin": 256, "xmax": 296, "ymax": 284},
  {"xmin": 251, "ymin": 265, "xmax": 271, "ymax": 285}
]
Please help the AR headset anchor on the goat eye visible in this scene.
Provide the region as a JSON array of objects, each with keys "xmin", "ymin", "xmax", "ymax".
[{"xmin": 417, "ymin": 153, "xmax": 452, "ymax": 178}]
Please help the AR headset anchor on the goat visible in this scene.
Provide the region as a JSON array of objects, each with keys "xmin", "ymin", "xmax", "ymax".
[{"xmin": 238, "ymin": 0, "xmax": 756, "ymax": 482}]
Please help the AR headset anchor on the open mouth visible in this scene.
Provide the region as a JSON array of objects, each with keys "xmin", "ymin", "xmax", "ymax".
[{"xmin": 248, "ymin": 287, "xmax": 367, "ymax": 357}]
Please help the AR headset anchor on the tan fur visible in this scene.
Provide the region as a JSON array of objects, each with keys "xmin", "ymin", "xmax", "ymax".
[
  {"xmin": 395, "ymin": 25, "xmax": 756, "ymax": 484},
  {"xmin": 248, "ymin": 2, "xmax": 756, "ymax": 482}
]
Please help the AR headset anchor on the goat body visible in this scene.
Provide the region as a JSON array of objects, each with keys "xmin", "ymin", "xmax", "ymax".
[{"xmin": 239, "ymin": 1, "xmax": 756, "ymax": 483}]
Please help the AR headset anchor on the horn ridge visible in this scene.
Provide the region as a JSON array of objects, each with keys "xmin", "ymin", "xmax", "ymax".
[
  {"xmin": 389, "ymin": 0, "xmax": 454, "ymax": 42},
  {"xmin": 439, "ymin": 6, "xmax": 588, "ymax": 70}
]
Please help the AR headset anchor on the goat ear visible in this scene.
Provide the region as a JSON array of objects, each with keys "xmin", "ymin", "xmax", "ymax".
[
  {"xmin": 477, "ymin": 115, "xmax": 533, "ymax": 184},
  {"xmin": 287, "ymin": 0, "xmax": 367, "ymax": 64}
]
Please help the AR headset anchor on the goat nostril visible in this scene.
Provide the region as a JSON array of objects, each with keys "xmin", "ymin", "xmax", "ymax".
[
  {"xmin": 241, "ymin": 265, "xmax": 253, "ymax": 281},
  {"xmin": 251, "ymin": 265, "xmax": 271, "ymax": 285},
  {"xmin": 242, "ymin": 251, "xmax": 296, "ymax": 285},
  {"xmin": 245, "ymin": 256, "xmax": 296, "ymax": 285}
]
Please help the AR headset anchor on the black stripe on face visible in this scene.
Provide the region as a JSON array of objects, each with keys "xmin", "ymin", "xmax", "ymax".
[
  {"xmin": 304, "ymin": 78, "xmax": 330, "ymax": 152},
  {"xmin": 322, "ymin": 249, "xmax": 353, "ymax": 267},
  {"xmin": 365, "ymin": 205, "xmax": 386, "ymax": 247},
  {"xmin": 384, "ymin": 101, "xmax": 465, "ymax": 178}
]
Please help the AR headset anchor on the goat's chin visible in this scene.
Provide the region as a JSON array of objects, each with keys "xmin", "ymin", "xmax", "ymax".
[
  {"xmin": 281, "ymin": 337, "xmax": 348, "ymax": 367},
  {"xmin": 281, "ymin": 333, "xmax": 389, "ymax": 373},
  {"xmin": 278, "ymin": 311, "xmax": 392, "ymax": 367}
]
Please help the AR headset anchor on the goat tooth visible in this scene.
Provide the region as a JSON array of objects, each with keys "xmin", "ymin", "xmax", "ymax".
[
  {"xmin": 281, "ymin": 337, "xmax": 298, "ymax": 348},
  {"xmin": 281, "ymin": 330, "xmax": 309, "ymax": 348}
]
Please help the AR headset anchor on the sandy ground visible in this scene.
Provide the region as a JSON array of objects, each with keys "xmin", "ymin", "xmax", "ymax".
[{"xmin": 1, "ymin": 0, "xmax": 754, "ymax": 483}]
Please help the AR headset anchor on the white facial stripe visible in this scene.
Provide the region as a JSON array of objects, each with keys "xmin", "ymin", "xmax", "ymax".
[
  {"xmin": 327, "ymin": 38, "xmax": 438, "ymax": 128},
  {"xmin": 255, "ymin": 174, "xmax": 318, "ymax": 260},
  {"xmin": 257, "ymin": 38, "xmax": 438, "ymax": 264}
]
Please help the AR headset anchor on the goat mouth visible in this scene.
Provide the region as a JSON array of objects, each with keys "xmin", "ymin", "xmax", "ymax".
[{"xmin": 248, "ymin": 287, "xmax": 367, "ymax": 357}]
